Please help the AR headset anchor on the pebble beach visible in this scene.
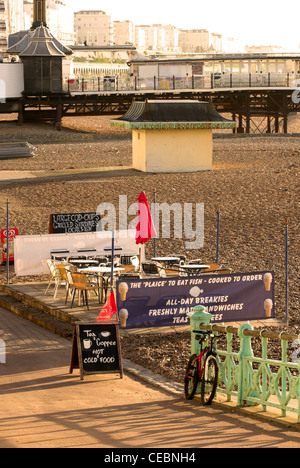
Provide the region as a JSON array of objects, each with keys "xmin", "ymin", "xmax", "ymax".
[{"xmin": 0, "ymin": 113, "xmax": 299, "ymax": 383}]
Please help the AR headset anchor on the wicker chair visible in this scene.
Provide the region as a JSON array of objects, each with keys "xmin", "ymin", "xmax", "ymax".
[
  {"xmin": 44, "ymin": 260, "xmax": 66, "ymax": 299},
  {"xmin": 65, "ymin": 265, "xmax": 78, "ymax": 305},
  {"xmin": 70, "ymin": 272, "xmax": 100, "ymax": 310}
]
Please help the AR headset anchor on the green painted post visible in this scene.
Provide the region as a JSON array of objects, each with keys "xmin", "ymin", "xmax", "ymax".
[
  {"xmin": 237, "ymin": 323, "xmax": 254, "ymax": 406},
  {"xmin": 260, "ymin": 331, "xmax": 268, "ymax": 412},
  {"xmin": 280, "ymin": 334, "xmax": 288, "ymax": 418},
  {"xmin": 187, "ymin": 306, "xmax": 212, "ymax": 356}
]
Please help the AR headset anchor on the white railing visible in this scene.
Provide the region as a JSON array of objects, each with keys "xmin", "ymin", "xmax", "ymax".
[{"xmin": 63, "ymin": 73, "xmax": 300, "ymax": 93}]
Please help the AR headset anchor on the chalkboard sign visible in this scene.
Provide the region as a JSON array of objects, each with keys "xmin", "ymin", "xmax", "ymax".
[
  {"xmin": 69, "ymin": 321, "xmax": 123, "ymax": 380},
  {"xmin": 49, "ymin": 212, "xmax": 101, "ymax": 234}
]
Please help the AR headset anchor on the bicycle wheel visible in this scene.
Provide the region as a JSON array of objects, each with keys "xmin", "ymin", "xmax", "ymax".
[
  {"xmin": 184, "ymin": 354, "xmax": 199, "ymax": 400},
  {"xmin": 201, "ymin": 354, "xmax": 219, "ymax": 406}
]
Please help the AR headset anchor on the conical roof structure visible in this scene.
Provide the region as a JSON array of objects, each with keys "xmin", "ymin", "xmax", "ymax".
[
  {"xmin": 7, "ymin": 30, "xmax": 35, "ymax": 56},
  {"xmin": 7, "ymin": 24, "xmax": 72, "ymax": 57},
  {"xmin": 19, "ymin": 24, "xmax": 65, "ymax": 57},
  {"xmin": 112, "ymin": 100, "xmax": 236, "ymax": 130}
]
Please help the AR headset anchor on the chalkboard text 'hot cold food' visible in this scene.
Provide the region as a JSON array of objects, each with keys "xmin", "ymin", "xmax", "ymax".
[{"xmin": 69, "ymin": 322, "xmax": 123, "ymax": 380}]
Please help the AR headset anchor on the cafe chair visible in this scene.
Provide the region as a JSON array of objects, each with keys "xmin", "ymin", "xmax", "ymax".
[
  {"xmin": 50, "ymin": 249, "xmax": 70, "ymax": 261},
  {"xmin": 44, "ymin": 260, "xmax": 67, "ymax": 299},
  {"xmin": 166, "ymin": 254, "xmax": 186, "ymax": 264},
  {"xmin": 94, "ymin": 256, "xmax": 108, "ymax": 266},
  {"xmin": 119, "ymin": 255, "xmax": 140, "ymax": 274},
  {"xmin": 106, "ymin": 256, "xmax": 120, "ymax": 267},
  {"xmin": 130, "ymin": 256, "xmax": 140, "ymax": 270},
  {"xmin": 70, "ymin": 272, "xmax": 100, "ymax": 310},
  {"xmin": 65, "ymin": 266, "xmax": 83, "ymax": 305},
  {"xmin": 57, "ymin": 264, "xmax": 68, "ymax": 285},
  {"xmin": 64, "ymin": 265, "xmax": 78, "ymax": 304},
  {"xmin": 120, "ymin": 255, "xmax": 132, "ymax": 266},
  {"xmin": 119, "ymin": 273, "xmax": 142, "ymax": 279},
  {"xmin": 216, "ymin": 266, "xmax": 232, "ymax": 275},
  {"xmin": 142, "ymin": 261, "xmax": 166, "ymax": 277}
]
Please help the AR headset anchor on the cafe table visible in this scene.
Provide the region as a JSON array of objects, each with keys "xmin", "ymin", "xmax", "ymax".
[
  {"xmin": 68, "ymin": 259, "xmax": 99, "ymax": 268},
  {"xmin": 180, "ymin": 264, "xmax": 210, "ymax": 275},
  {"xmin": 79, "ymin": 266, "xmax": 125, "ymax": 302},
  {"xmin": 150, "ymin": 257, "xmax": 183, "ymax": 277},
  {"xmin": 151, "ymin": 257, "xmax": 181, "ymax": 264},
  {"xmin": 80, "ymin": 266, "xmax": 125, "ymax": 273}
]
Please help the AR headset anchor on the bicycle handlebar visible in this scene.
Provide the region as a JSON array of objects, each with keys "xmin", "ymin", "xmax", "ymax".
[{"xmin": 192, "ymin": 330, "xmax": 225, "ymax": 340}]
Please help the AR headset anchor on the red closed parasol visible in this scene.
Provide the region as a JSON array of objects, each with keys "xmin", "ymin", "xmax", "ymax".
[
  {"xmin": 136, "ymin": 192, "xmax": 157, "ymax": 271},
  {"xmin": 135, "ymin": 192, "xmax": 157, "ymax": 245}
]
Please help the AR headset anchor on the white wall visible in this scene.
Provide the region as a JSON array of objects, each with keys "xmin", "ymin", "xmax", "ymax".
[
  {"xmin": 158, "ymin": 64, "xmax": 188, "ymax": 77},
  {"xmin": 0, "ymin": 63, "xmax": 24, "ymax": 98},
  {"xmin": 138, "ymin": 64, "xmax": 158, "ymax": 78}
]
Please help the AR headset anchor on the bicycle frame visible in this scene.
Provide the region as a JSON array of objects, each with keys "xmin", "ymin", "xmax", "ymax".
[
  {"xmin": 185, "ymin": 331, "xmax": 221, "ymax": 403},
  {"xmin": 194, "ymin": 345, "xmax": 210, "ymax": 380},
  {"xmin": 190, "ymin": 331, "xmax": 218, "ymax": 378}
]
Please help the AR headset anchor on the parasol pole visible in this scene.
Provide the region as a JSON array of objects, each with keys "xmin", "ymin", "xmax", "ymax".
[
  {"xmin": 138, "ymin": 191, "xmax": 145, "ymax": 272},
  {"xmin": 6, "ymin": 200, "xmax": 9, "ymax": 284},
  {"xmin": 285, "ymin": 217, "xmax": 289, "ymax": 326},
  {"xmin": 216, "ymin": 206, "xmax": 220, "ymax": 264},
  {"xmin": 139, "ymin": 244, "xmax": 142, "ymax": 273},
  {"xmin": 110, "ymin": 230, "xmax": 115, "ymax": 292},
  {"xmin": 153, "ymin": 191, "xmax": 157, "ymax": 258}
]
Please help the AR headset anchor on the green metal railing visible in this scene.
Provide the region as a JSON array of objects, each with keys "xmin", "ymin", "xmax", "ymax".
[{"xmin": 188, "ymin": 306, "xmax": 300, "ymax": 422}]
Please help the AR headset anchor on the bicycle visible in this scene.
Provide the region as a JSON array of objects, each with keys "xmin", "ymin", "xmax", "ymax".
[{"xmin": 184, "ymin": 330, "xmax": 220, "ymax": 405}]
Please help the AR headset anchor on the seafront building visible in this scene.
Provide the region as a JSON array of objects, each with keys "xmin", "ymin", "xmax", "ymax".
[{"xmin": 0, "ymin": 0, "xmax": 24, "ymax": 52}]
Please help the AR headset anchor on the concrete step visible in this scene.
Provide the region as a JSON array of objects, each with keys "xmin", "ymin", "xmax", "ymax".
[
  {"xmin": 0, "ymin": 284, "xmax": 76, "ymax": 324},
  {"xmin": 0, "ymin": 292, "xmax": 74, "ymax": 339}
]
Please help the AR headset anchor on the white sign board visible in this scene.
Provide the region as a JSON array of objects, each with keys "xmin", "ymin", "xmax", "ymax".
[
  {"xmin": 0, "ymin": 63, "xmax": 24, "ymax": 99},
  {"xmin": 14, "ymin": 230, "xmax": 143, "ymax": 276}
]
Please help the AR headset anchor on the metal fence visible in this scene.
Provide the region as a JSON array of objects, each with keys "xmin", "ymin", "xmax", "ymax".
[
  {"xmin": 189, "ymin": 308, "xmax": 300, "ymax": 422},
  {"xmin": 63, "ymin": 73, "xmax": 300, "ymax": 93}
]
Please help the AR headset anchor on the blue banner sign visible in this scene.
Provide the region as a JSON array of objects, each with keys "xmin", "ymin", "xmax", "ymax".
[{"xmin": 116, "ymin": 271, "xmax": 275, "ymax": 329}]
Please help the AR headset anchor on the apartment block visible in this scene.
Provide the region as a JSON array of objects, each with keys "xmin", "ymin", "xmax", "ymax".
[
  {"xmin": 136, "ymin": 24, "xmax": 158, "ymax": 51},
  {"xmin": 74, "ymin": 10, "xmax": 113, "ymax": 46},
  {"xmin": 0, "ymin": 0, "xmax": 24, "ymax": 52},
  {"xmin": 163, "ymin": 24, "xmax": 180, "ymax": 52},
  {"xmin": 210, "ymin": 33, "xmax": 222, "ymax": 53},
  {"xmin": 114, "ymin": 20, "xmax": 135, "ymax": 45},
  {"xmin": 135, "ymin": 26, "xmax": 146, "ymax": 51},
  {"xmin": 134, "ymin": 23, "xmax": 181, "ymax": 52},
  {"xmin": 179, "ymin": 29, "xmax": 210, "ymax": 53},
  {"xmin": 134, "ymin": 25, "xmax": 214, "ymax": 53}
]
